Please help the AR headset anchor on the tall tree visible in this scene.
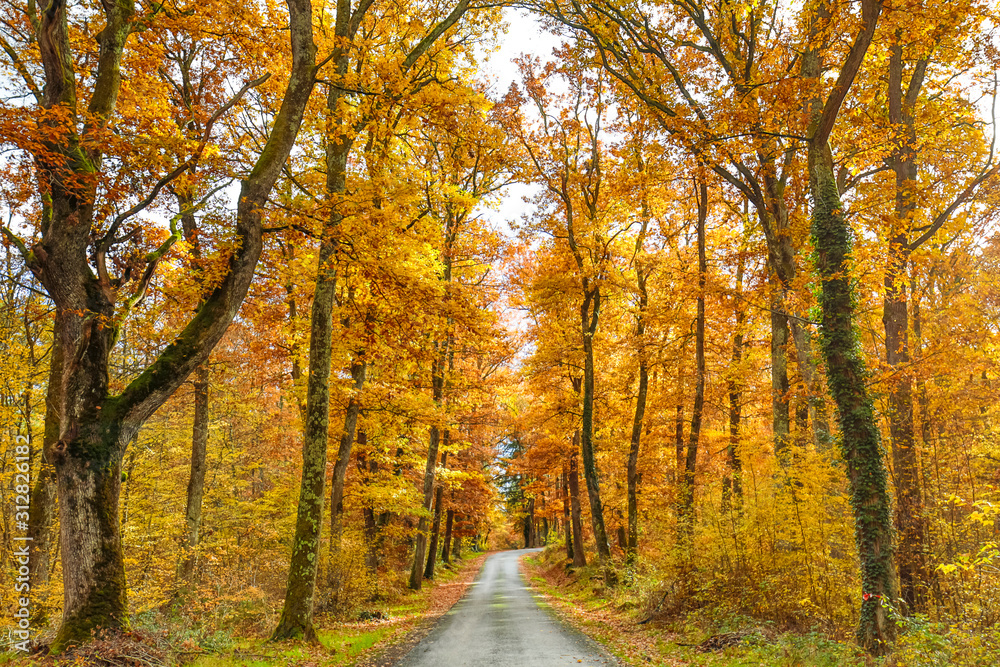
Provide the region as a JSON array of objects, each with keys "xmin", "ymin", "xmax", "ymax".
[
  {"xmin": 801, "ymin": 0, "xmax": 895, "ymax": 653},
  {"xmin": 1, "ymin": 0, "xmax": 319, "ymax": 649}
]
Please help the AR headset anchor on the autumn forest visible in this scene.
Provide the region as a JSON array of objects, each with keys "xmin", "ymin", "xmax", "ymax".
[{"xmin": 2, "ymin": 0, "xmax": 1000, "ymax": 665}]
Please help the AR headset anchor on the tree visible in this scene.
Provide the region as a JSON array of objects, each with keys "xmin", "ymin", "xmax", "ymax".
[
  {"xmin": 274, "ymin": 0, "xmax": 478, "ymax": 636},
  {"xmin": 0, "ymin": 0, "xmax": 318, "ymax": 649},
  {"xmin": 801, "ymin": 0, "xmax": 896, "ymax": 653},
  {"xmin": 506, "ymin": 51, "xmax": 620, "ymax": 564}
]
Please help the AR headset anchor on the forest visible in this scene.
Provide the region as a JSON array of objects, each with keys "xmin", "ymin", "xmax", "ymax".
[{"xmin": 1, "ymin": 0, "xmax": 999, "ymax": 665}]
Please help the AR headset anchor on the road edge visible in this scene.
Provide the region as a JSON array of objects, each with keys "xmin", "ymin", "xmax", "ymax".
[
  {"xmin": 352, "ymin": 551, "xmax": 493, "ymax": 667},
  {"xmin": 518, "ymin": 551, "xmax": 626, "ymax": 667}
]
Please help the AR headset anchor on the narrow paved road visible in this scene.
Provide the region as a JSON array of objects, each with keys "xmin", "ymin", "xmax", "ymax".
[{"xmin": 394, "ymin": 549, "xmax": 618, "ymax": 666}]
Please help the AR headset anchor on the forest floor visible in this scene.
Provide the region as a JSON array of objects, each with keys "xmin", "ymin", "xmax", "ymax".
[
  {"xmin": 0, "ymin": 551, "xmax": 492, "ymax": 667},
  {"xmin": 519, "ymin": 548, "xmax": 873, "ymax": 667}
]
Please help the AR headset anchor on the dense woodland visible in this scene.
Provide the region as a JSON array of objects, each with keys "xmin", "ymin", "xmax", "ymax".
[{"xmin": 2, "ymin": 0, "xmax": 1000, "ymax": 664}]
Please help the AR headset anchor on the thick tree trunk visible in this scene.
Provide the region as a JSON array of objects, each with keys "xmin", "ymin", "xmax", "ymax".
[
  {"xmin": 180, "ymin": 364, "xmax": 209, "ymax": 584},
  {"xmin": 568, "ymin": 443, "xmax": 587, "ymax": 567},
  {"xmin": 54, "ymin": 424, "xmax": 129, "ymax": 651},
  {"xmin": 810, "ymin": 141, "xmax": 897, "ymax": 653},
  {"xmin": 273, "ymin": 0, "xmax": 361, "ymax": 637},
  {"xmin": 424, "ymin": 448, "xmax": 448, "ymax": 578},
  {"xmin": 273, "ymin": 232, "xmax": 339, "ymax": 642}
]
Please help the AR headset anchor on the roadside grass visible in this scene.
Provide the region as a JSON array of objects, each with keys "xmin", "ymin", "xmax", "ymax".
[
  {"xmin": 521, "ymin": 548, "xmax": 872, "ymax": 667},
  {"xmin": 2, "ymin": 552, "xmax": 487, "ymax": 667}
]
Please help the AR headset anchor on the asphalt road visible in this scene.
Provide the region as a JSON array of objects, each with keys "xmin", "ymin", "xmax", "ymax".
[{"xmin": 393, "ymin": 549, "xmax": 618, "ymax": 667}]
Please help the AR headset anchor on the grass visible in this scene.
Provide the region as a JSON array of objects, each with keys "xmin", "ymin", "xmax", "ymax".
[
  {"xmin": 2, "ymin": 552, "xmax": 488, "ymax": 667},
  {"xmin": 520, "ymin": 548, "xmax": 868, "ymax": 667}
]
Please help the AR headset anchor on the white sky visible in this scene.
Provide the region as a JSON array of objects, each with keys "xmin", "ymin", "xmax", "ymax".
[{"xmin": 475, "ymin": 10, "xmax": 563, "ymax": 236}]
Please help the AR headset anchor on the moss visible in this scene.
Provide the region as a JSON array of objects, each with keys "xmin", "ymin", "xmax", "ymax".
[{"xmin": 809, "ymin": 154, "xmax": 897, "ymax": 654}]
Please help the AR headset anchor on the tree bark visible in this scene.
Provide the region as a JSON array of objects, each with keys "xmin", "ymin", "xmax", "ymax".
[
  {"xmin": 523, "ymin": 494, "xmax": 535, "ymax": 548},
  {"xmin": 442, "ymin": 502, "xmax": 455, "ymax": 565},
  {"xmin": 803, "ymin": 0, "xmax": 894, "ymax": 652},
  {"xmin": 424, "ymin": 448, "xmax": 448, "ymax": 578},
  {"xmin": 180, "ymin": 364, "xmax": 209, "ymax": 584},
  {"xmin": 568, "ymin": 442, "xmax": 587, "ymax": 567},
  {"xmin": 409, "ymin": 343, "xmax": 448, "ymax": 590},
  {"xmin": 330, "ymin": 356, "xmax": 368, "ymax": 545},
  {"xmin": 679, "ymin": 180, "xmax": 707, "ymax": 545},
  {"xmin": 885, "ymin": 33, "xmax": 928, "ymax": 614},
  {"xmin": 723, "ymin": 255, "xmax": 746, "ymax": 509},
  {"xmin": 27, "ymin": 329, "xmax": 61, "ymax": 594},
  {"xmin": 770, "ymin": 285, "xmax": 791, "ymax": 464}
]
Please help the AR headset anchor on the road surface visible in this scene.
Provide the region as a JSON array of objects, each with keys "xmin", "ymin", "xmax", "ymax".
[{"xmin": 393, "ymin": 549, "xmax": 618, "ymax": 666}]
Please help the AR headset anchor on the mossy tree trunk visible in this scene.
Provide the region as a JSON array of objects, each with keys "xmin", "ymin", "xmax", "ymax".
[
  {"xmin": 802, "ymin": 0, "xmax": 893, "ymax": 653},
  {"xmin": 272, "ymin": 233, "xmax": 339, "ymax": 643},
  {"xmin": 17, "ymin": 0, "xmax": 319, "ymax": 651}
]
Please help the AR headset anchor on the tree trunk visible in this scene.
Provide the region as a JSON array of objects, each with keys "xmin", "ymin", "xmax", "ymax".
[
  {"xmin": 563, "ymin": 468, "xmax": 573, "ymax": 560},
  {"xmin": 771, "ymin": 285, "xmax": 791, "ymax": 464},
  {"xmin": 330, "ymin": 356, "xmax": 368, "ymax": 546},
  {"xmin": 885, "ymin": 35, "xmax": 927, "ymax": 614},
  {"xmin": 803, "ymin": 0, "xmax": 894, "ymax": 653},
  {"xmin": 55, "ymin": 423, "xmax": 129, "ymax": 651},
  {"xmin": 27, "ymin": 330, "xmax": 62, "ymax": 594},
  {"xmin": 424, "ymin": 448, "xmax": 448, "ymax": 578},
  {"xmin": 180, "ymin": 364, "xmax": 209, "ymax": 584},
  {"xmin": 723, "ymin": 257, "xmax": 746, "ymax": 510},
  {"xmin": 523, "ymin": 495, "xmax": 535, "ymax": 548},
  {"xmin": 568, "ymin": 443, "xmax": 587, "ymax": 567},
  {"xmin": 273, "ymin": 239, "xmax": 336, "ymax": 643},
  {"xmin": 679, "ymin": 180, "xmax": 707, "ymax": 545},
  {"xmin": 410, "ymin": 342, "xmax": 447, "ymax": 590},
  {"xmin": 579, "ymin": 290, "xmax": 612, "ymax": 562},
  {"xmin": 357, "ymin": 432, "xmax": 380, "ymax": 573},
  {"xmin": 626, "ymin": 346, "xmax": 648, "ymax": 565},
  {"xmin": 442, "ymin": 503, "xmax": 454, "ymax": 565},
  {"xmin": 809, "ymin": 140, "xmax": 897, "ymax": 653}
]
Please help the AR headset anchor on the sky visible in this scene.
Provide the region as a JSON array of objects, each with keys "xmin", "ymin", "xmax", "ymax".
[{"xmin": 473, "ymin": 9, "xmax": 564, "ymax": 236}]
